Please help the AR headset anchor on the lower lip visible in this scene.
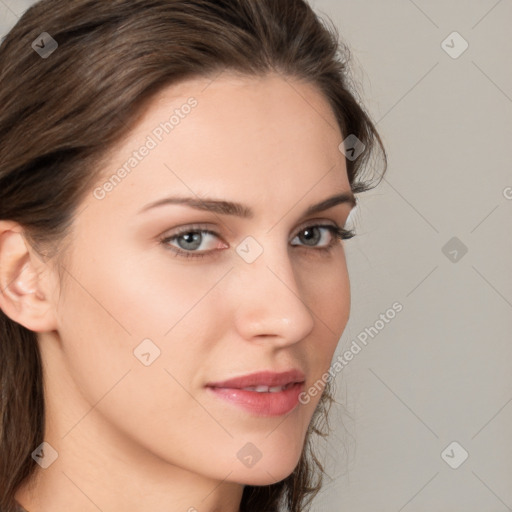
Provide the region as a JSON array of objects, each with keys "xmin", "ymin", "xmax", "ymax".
[{"xmin": 206, "ymin": 382, "xmax": 304, "ymax": 417}]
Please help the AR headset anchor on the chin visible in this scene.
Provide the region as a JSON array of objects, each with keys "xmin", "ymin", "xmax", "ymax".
[{"xmin": 231, "ymin": 451, "xmax": 304, "ymax": 486}]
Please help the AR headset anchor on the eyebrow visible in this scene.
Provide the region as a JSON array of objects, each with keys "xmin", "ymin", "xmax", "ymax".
[{"xmin": 138, "ymin": 191, "xmax": 357, "ymax": 218}]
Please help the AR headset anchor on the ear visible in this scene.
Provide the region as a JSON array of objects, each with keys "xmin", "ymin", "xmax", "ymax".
[{"xmin": 0, "ymin": 220, "xmax": 58, "ymax": 332}]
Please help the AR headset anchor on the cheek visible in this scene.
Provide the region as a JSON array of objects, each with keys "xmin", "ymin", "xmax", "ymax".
[
  {"xmin": 55, "ymin": 240, "xmax": 224, "ymax": 379},
  {"xmin": 55, "ymin": 232, "xmax": 244, "ymax": 402},
  {"xmin": 300, "ymin": 252, "xmax": 350, "ymax": 387},
  {"xmin": 318, "ymin": 260, "xmax": 350, "ymax": 332},
  {"xmin": 52, "ymin": 246, "xmax": 230, "ymax": 461},
  {"xmin": 306, "ymin": 249, "xmax": 350, "ymax": 332},
  {"xmin": 61, "ymin": 235, "xmax": 224, "ymax": 336}
]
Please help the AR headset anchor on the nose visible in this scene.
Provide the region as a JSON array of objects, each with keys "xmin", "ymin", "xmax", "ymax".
[{"xmin": 231, "ymin": 244, "xmax": 315, "ymax": 347}]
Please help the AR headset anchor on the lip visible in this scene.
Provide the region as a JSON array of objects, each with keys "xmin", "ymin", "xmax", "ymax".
[
  {"xmin": 205, "ymin": 369, "xmax": 306, "ymax": 417},
  {"xmin": 206, "ymin": 369, "xmax": 306, "ymax": 389}
]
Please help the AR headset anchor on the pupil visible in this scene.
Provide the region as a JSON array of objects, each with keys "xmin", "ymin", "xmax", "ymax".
[
  {"xmin": 301, "ymin": 227, "xmax": 320, "ymax": 245},
  {"xmin": 179, "ymin": 232, "xmax": 201, "ymax": 250}
]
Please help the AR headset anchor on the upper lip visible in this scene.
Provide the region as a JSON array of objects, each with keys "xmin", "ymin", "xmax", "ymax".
[{"xmin": 206, "ymin": 369, "xmax": 306, "ymax": 389}]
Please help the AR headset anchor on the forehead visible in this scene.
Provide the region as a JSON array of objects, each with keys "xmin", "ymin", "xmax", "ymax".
[{"xmin": 89, "ymin": 72, "xmax": 350, "ymax": 213}]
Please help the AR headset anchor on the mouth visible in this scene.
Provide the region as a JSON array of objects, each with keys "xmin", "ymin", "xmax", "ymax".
[{"xmin": 205, "ymin": 369, "xmax": 306, "ymax": 417}]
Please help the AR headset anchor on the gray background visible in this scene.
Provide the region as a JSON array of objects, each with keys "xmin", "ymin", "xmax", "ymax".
[{"xmin": 1, "ymin": 1, "xmax": 511, "ymax": 511}]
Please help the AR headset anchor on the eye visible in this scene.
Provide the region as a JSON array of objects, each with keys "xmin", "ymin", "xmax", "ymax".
[
  {"xmin": 291, "ymin": 224, "xmax": 355, "ymax": 249},
  {"xmin": 159, "ymin": 223, "xmax": 355, "ymax": 259},
  {"xmin": 160, "ymin": 225, "xmax": 226, "ymax": 258}
]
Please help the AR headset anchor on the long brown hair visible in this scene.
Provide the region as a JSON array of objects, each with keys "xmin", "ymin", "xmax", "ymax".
[{"xmin": 0, "ymin": 0, "xmax": 387, "ymax": 510}]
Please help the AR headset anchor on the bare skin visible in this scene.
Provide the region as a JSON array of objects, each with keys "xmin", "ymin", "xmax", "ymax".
[{"xmin": 0, "ymin": 72, "xmax": 355, "ymax": 512}]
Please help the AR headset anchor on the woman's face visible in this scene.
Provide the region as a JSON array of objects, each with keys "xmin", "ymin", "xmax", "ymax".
[{"xmin": 43, "ymin": 72, "xmax": 355, "ymax": 486}]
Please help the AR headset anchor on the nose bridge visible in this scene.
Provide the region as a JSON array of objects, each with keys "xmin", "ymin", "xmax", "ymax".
[{"xmin": 231, "ymin": 236, "xmax": 315, "ymax": 343}]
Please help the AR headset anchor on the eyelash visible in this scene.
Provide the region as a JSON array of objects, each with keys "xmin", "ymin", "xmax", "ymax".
[{"xmin": 159, "ymin": 223, "xmax": 356, "ymax": 260}]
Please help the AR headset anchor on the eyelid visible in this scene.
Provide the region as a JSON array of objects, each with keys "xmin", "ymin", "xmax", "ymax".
[
  {"xmin": 160, "ymin": 222, "xmax": 219, "ymax": 238},
  {"xmin": 160, "ymin": 219, "xmax": 341, "ymax": 241},
  {"xmin": 294, "ymin": 218, "xmax": 338, "ymax": 234}
]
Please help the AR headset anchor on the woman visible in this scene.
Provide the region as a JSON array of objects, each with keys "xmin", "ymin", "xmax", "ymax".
[{"xmin": 0, "ymin": 0, "xmax": 387, "ymax": 511}]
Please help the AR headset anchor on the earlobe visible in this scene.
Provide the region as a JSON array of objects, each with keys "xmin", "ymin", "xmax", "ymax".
[{"xmin": 0, "ymin": 220, "xmax": 58, "ymax": 333}]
